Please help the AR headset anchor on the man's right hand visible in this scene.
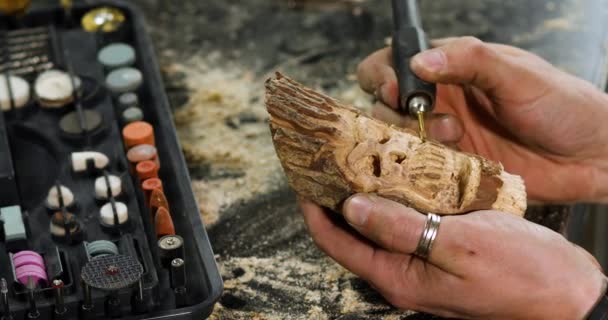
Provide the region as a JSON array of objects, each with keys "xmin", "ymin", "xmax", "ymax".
[{"xmin": 357, "ymin": 36, "xmax": 608, "ymax": 203}]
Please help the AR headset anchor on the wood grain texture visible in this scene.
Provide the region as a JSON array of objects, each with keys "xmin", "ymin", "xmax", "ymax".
[{"xmin": 265, "ymin": 73, "xmax": 526, "ymax": 216}]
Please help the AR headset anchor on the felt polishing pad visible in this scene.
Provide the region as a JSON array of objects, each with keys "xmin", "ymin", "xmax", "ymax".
[
  {"xmin": 0, "ymin": 75, "xmax": 30, "ymax": 111},
  {"xmin": 34, "ymin": 70, "xmax": 80, "ymax": 108}
]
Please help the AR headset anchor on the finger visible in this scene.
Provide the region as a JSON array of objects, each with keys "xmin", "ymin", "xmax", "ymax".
[
  {"xmin": 431, "ymin": 37, "xmax": 528, "ymax": 57},
  {"xmin": 371, "ymin": 102, "xmax": 404, "ymax": 126},
  {"xmin": 342, "ymin": 194, "xmax": 454, "ymax": 267},
  {"xmin": 357, "ymin": 48, "xmax": 399, "ymax": 109},
  {"xmin": 371, "ymin": 103, "xmax": 464, "ymax": 143},
  {"xmin": 299, "ymin": 199, "xmax": 409, "ymax": 286},
  {"xmin": 410, "ymin": 36, "xmax": 523, "ymax": 94},
  {"xmin": 300, "ymin": 199, "xmax": 459, "ymax": 313},
  {"xmin": 427, "ymin": 113, "xmax": 465, "ymax": 144}
]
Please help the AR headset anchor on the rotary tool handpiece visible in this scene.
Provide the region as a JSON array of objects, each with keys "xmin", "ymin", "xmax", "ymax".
[{"xmin": 391, "ymin": 0, "xmax": 436, "ymax": 141}]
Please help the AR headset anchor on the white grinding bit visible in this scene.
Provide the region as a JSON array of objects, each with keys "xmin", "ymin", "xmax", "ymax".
[
  {"xmin": 46, "ymin": 185, "xmax": 75, "ymax": 209},
  {"xmin": 100, "ymin": 202, "xmax": 128, "ymax": 225},
  {"xmin": 71, "ymin": 152, "xmax": 109, "ymax": 172},
  {"xmin": 94, "ymin": 175, "xmax": 122, "ymax": 199}
]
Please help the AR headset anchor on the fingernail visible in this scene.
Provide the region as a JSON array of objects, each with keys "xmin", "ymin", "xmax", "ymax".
[
  {"xmin": 412, "ymin": 49, "xmax": 446, "ymax": 73},
  {"xmin": 344, "ymin": 194, "xmax": 373, "ymax": 227},
  {"xmin": 429, "ymin": 114, "xmax": 464, "ymax": 143}
]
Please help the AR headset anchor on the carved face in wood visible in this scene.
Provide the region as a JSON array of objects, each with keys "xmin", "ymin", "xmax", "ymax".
[
  {"xmin": 266, "ymin": 74, "xmax": 526, "ymax": 216},
  {"xmin": 343, "ymin": 115, "xmax": 502, "ymax": 214}
]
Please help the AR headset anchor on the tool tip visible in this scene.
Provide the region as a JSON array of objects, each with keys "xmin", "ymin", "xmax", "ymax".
[{"xmin": 416, "ymin": 111, "xmax": 427, "ymax": 142}]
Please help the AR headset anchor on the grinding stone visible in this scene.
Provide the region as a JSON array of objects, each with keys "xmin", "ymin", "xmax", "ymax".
[
  {"xmin": 87, "ymin": 240, "xmax": 119, "ymax": 258},
  {"xmin": 98, "ymin": 43, "xmax": 136, "ymax": 69},
  {"xmin": 12, "ymin": 251, "xmax": 45, "ymax": 269},
  {"xmin": 118, "ymin": 92, "xmax": 138, "ymax": 108},
  {"xmin": 126, "ymin": 144, "xmax": 157, "ymax": 163},
  {"xmin": 59, "ymin": 109, "xmax": 103, "ymax": 135},
  {"xmin": 15, "ymin": 264, "xmax": 48, "ymax": 285},
  {"xmin": 122, "ymin": 106, "xmax": 144, "ymax": 123},
  {"xmin": 0, "ymin": 206, "xmax": 26, "ymax": 242},
  {"xmin": 0, "ymin": 75, "xmax": 30, "ymax": 111},
  {"xmin": 105, "ymin": 67, "xmax": 143, "ymax": 94}
]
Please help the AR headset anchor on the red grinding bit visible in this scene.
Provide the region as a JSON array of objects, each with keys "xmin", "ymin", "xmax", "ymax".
[
  {"xmin": 154, "ymin": 207, "xmax": 175, "ymax": 238},
  {"xmin": 142, "ymin": 178, "xmax": 163, "ymax": 205},
  {"xmin": 122, "ymin": 121, "xmax": 155, "ymax": 149},
  {"xmin": 135, "ymin": 160, "xmax": 159, "ymax": 180},
  {"xmin": 149, "ymin": 188, "xmax": 169, "ymax": 214}
]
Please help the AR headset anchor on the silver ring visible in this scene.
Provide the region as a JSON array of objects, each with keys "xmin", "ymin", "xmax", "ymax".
[{"xmin": 414, "ymin": 213, "xmax": 441, "ymax": 260}]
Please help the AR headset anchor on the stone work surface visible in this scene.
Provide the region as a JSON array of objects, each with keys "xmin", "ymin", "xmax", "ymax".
[{"xmin": 124, "ymin": 0, "xmax": 605, "ymax": 318}]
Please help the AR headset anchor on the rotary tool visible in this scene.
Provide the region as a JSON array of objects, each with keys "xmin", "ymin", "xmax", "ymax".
[{"xmin": 391, "ymin": 0, "xmax": 436, "ymax": 142}]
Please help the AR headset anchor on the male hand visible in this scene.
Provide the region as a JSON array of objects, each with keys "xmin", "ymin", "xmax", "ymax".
[
  {"xmin": 357, "ymin": 37, "xmax": 608, "ymax": 203},
  {"xmin": 301, "ymin": 195, "xmax": 606, "ymax": 319}
]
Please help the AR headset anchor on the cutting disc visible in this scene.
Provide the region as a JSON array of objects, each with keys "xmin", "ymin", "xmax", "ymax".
[{"xmin": 81, "ymin": 254, "xmax": 143, "ymax": 291}]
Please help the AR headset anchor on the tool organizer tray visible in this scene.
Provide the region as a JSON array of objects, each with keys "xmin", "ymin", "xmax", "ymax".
[{"xmin": 0, "ymin": 1, "xmax": 222, "ymax": 319}]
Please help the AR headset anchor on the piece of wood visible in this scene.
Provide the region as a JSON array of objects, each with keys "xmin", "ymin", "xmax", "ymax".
[{"xmin": 265, "ymin": 73, "xmax": 527, "ymax": 216}]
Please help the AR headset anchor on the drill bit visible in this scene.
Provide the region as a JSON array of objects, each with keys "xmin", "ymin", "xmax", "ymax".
[
  {"xmin": 416, "ymin": 111, "xmax": 426, "ymax": 142},
  {"xmin": 408, "ymin": 95, "xmax": 431, "ymax": 142}
]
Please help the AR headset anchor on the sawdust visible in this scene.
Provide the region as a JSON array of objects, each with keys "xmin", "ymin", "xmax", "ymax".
[
  {"xmin": 171, "ymin": 61, "xmax": 286, "ymax": 226},
  {"xmin": 214, "ymin": 252, "xmax": 407, "ymax": 319},
  {"xmin": 170, "ymin": 59, "xmax": 372, "ymax": 226}
]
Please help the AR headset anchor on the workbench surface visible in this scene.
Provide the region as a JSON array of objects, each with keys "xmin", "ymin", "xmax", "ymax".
[{"xmin": 128, "ymin": 0, "xmax": 607, "ymax": 318}]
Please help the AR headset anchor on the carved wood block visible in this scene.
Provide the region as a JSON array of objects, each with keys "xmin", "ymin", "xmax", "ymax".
[{"xmin": 265, "ymin": 73, "xmax": 526, "ymax": 216}]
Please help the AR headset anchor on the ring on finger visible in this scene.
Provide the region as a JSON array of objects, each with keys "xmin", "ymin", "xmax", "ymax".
[{"xmin": 413, "ymin": 213, "xmax": 441, "ymax": 260}]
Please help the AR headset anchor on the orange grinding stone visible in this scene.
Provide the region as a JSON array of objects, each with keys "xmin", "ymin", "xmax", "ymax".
[
  {"xmin": 136, "ymin": 160, "xmax": 159, "ymax": 180},
  {"xmin": 142, "ymin": 178, "xmax": 163, "ymax": 204},
  {"xmin": 154, "ymin": 207, "xmax": 175, "ymax": 238},
  {"xmin": 122, "ymin": 121, "xmax": 155, "ymax": 149},
  {"xmin": 149, "ymin": 188, "xmax": 169, "ymax": 213}
]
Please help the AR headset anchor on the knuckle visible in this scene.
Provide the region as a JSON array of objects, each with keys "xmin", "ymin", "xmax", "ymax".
[
  {"xmin": 459, "ymin": 36, "xmax": 488, "ymax": 57},
  {"xmin": 356, "ymin": 60, "xmax": 367, "ymax": 77},
  {"xmin": 444, "ymin": 216, "xmax": 484, "ymax": 255}
]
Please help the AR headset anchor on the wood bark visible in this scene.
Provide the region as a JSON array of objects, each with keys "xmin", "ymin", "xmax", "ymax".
[{"xmin": 265, "ymin": 73, "xmax": 527, "ymax": 216}]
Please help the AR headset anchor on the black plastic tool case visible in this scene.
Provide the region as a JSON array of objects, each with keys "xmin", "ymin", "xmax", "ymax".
[{"xmin": 0, "ymin": 1, "xmax": 222, "ymax": 319}]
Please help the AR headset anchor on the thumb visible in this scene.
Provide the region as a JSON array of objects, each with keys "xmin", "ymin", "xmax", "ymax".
[
  {"xmin": 343, "ymin": 194, "xmax": 452, "ymax": 266},
  {"xmin": 343, "ymin": 194, "xmax": 425, "ymax": 254},
  {"xmin": 410, "ymin": 36, "xmax": 526, "ymax": 94}
]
